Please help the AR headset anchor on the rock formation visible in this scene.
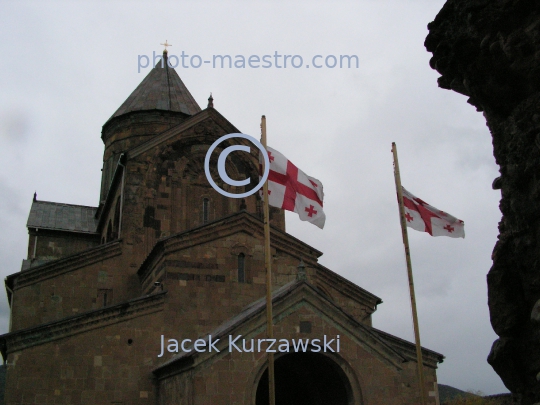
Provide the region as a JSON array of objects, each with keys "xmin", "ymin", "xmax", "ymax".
[{"xmin": 425, "ymin": 1, "xmax": 540, "ymax": 403}]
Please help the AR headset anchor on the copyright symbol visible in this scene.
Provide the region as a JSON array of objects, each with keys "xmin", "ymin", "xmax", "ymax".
[{"xmin": 204, "ymin": 133, "xmax": 270, "ymax": 198}]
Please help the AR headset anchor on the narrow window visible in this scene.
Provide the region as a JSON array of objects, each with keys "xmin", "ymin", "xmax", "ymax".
[
  {"xmin": 97, "ymin": 289, "xmax": 113, "ymax": 307},
  {"xmin": 106, "ymin": 220, "xmax": 113, "ymax": 243},
  {"xmin": 203, "ymin": 198, "xmax": 209, "ymax": 224},
  {"xmin": 238, "ymin": 253, "xmax": 245, "ymax": 283},
  {"xmin": 113, "ymin": 197, "xmax": 121, "ymax": 238}
]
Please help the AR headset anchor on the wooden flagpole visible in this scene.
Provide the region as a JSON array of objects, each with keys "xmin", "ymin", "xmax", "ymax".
[
  {"xmin": 392, "ymin": 142, "xmax": 427, "ymax": 405},
  {"xmin": 261, "ymin": 115, "xmax": 276, "ymax": 405}
]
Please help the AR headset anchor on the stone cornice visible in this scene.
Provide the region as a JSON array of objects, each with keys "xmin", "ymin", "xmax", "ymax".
[
  {"xmin": 101, "ymin": 109, "xmax": 191, "ymax": 141},
  {"xmin": 27, "ymin": 228, "xmax": 99, "ymax": 238},
  {"xmin": 127, "ymin": 108, "xmax": 240, "ymax": 160},
  {"xmin": 372, "ymin": 327, "xmax": 444, "ymax": 368},
  {"xmin": 137, "ymin": 212, "xmax": 322, "ymax": 283},
  {"xmin": 0, "ymin": 292, "xmax": 165, "ymax": 358},
  {"xmin": 164, "ymin": 214, "xmax": 321, "ymax": 263},
  {"xmin": 6, "ymin": 241, "xmax": 122, "ymax": 291},
  {"xmin": 153, "ymin": 281, "xmax": 411, "ymax": 380},
  {"xmin": 316, "ymin": 265, "xmax": 383, "ymax": 310}
]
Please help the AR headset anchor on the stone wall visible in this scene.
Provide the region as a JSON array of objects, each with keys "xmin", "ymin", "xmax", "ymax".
[
  {"xmin": 27, "ymin": 230, "xmax": 99, "ymax": 264},
  {"xmin": 119, "ymin": 114, "xmax": 283, "ymax": 267},
  {"xmin": 157, "ymin": 304, "xmax": 439, "ymax": 405},
  {"xmin": 136, "ymin": 216, "xmax": 378, "ymax": 341},
  {"xmin": 9, "ymin": 241, "xmax": 135, "ymax": 331},
  {"xmin": 4, "ymin": 298, "xmax": 164, "ymax": 405}
]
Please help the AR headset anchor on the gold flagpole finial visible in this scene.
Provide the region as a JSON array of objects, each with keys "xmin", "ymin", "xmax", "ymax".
[{"xmin": 160, "ymin": 40, "xmax": 172, "ymax": 53}]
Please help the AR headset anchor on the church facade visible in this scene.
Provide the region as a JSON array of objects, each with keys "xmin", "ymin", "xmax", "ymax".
[{"xmin": 0, "ymin": 51, "xmax": 443, "ymax": 405}]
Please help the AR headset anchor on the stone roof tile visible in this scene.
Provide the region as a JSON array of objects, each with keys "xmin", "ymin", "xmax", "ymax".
[
  {"xmin": 107, "ymin": 52, "xmax": 201, "ymax": 122},
  {"xmin": 26, "ymin": 200, "xmax": 98, "ymax": 234}
]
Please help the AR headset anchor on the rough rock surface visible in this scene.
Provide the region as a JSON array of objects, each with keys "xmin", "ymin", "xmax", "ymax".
[{"xmin": 425, "ymin": 1, "xmax": 540, "ymax": 403}]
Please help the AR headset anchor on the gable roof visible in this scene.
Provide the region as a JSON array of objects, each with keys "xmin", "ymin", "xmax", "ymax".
[
  {"xmin": 153, "ymin": 279, "xmax": 443, "ymax": 378},
  {"xmin": 316, "ymin": 264, "xmax": 382, "ymax": 308},
  {"xmin": 372, "ymin": 327, "xmax": 444, "ymax": 365},
  {"xmin": 27, "ymin": 200, "xmax": 98, "ymax": 234},
  {"xmin": 107, "ymin": 51, "xmax": 201, "ymax": 123}
]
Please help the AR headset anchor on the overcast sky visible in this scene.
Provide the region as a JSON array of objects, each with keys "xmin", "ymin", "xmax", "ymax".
[{"xmin": 0, "ymin": 0, "xmax": 507, "ymax": 396}]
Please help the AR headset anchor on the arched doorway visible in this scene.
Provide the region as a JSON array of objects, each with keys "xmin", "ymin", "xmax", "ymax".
[{"xmin": 255, "ymin": 352, "xmax": 353, "ymax": 405}]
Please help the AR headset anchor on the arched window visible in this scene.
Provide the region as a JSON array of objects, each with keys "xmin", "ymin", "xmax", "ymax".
[
  {"xmin": 203, "ymin": 198, "xmax": 209, "ymax": 224},
  {"xmin": 106, "ymin": 220, "xmax": 113, "ymax": 243},
  {"xmin": 238, "ymin": 253, "xmax": 245, "ymax": 283}
]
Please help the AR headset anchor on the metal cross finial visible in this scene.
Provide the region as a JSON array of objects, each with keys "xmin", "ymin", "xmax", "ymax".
[{"xmin": 160, "ymin": 40, "xmax": 172, "ymax": 52}]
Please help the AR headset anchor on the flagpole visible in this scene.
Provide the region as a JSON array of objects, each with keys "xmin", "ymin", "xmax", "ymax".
[
  {"xmin": 392, "ymin": 142, "xmax": 427, "ymax": 405},
  {"xmin": 261, "ymin": 115, "xmax": 276, "ymax": 405}
]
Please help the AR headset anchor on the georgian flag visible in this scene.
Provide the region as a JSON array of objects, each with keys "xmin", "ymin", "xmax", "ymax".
[
  {"xmin": 402, "ymin": 187, "xmax": 464, "ymax": 238},
  {"xmin": 260, "ymin": 147, "xmax": 325, "ymax": 229}
]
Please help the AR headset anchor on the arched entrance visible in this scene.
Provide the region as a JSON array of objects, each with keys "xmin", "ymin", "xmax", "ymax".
[{"xmin": 255, "ymin": 352, "xmax": 353, "ymax": 405}]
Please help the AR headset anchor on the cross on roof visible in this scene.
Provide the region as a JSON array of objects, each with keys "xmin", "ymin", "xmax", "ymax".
[{"xmin": 160, "ymin": 40, "xmax": 172, "ymax": 52}]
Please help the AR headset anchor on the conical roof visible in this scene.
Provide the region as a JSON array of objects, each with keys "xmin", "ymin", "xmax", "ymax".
[{"xmin": 108, "ymin": 52, "xmax": 201, "ymax": 122}]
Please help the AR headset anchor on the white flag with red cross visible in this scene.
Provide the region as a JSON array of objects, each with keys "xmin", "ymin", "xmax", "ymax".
[
  {"xmin": 402, "ymin": 187, "xmax": 464, "ymax": 238},
  {"xmin": 260, "ymin": 146, "xmax": 325, "ymax": 229}
]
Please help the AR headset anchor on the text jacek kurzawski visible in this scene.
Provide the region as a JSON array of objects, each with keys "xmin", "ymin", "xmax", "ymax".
[{"xmin": 157, "ymin": 335, "xmax": 340, "ymax": 357}]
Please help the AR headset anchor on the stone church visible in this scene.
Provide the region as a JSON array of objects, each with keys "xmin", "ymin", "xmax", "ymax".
[{"xmin": 0, "ymin": 50, "xmax": 443, "ymax": 404}]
